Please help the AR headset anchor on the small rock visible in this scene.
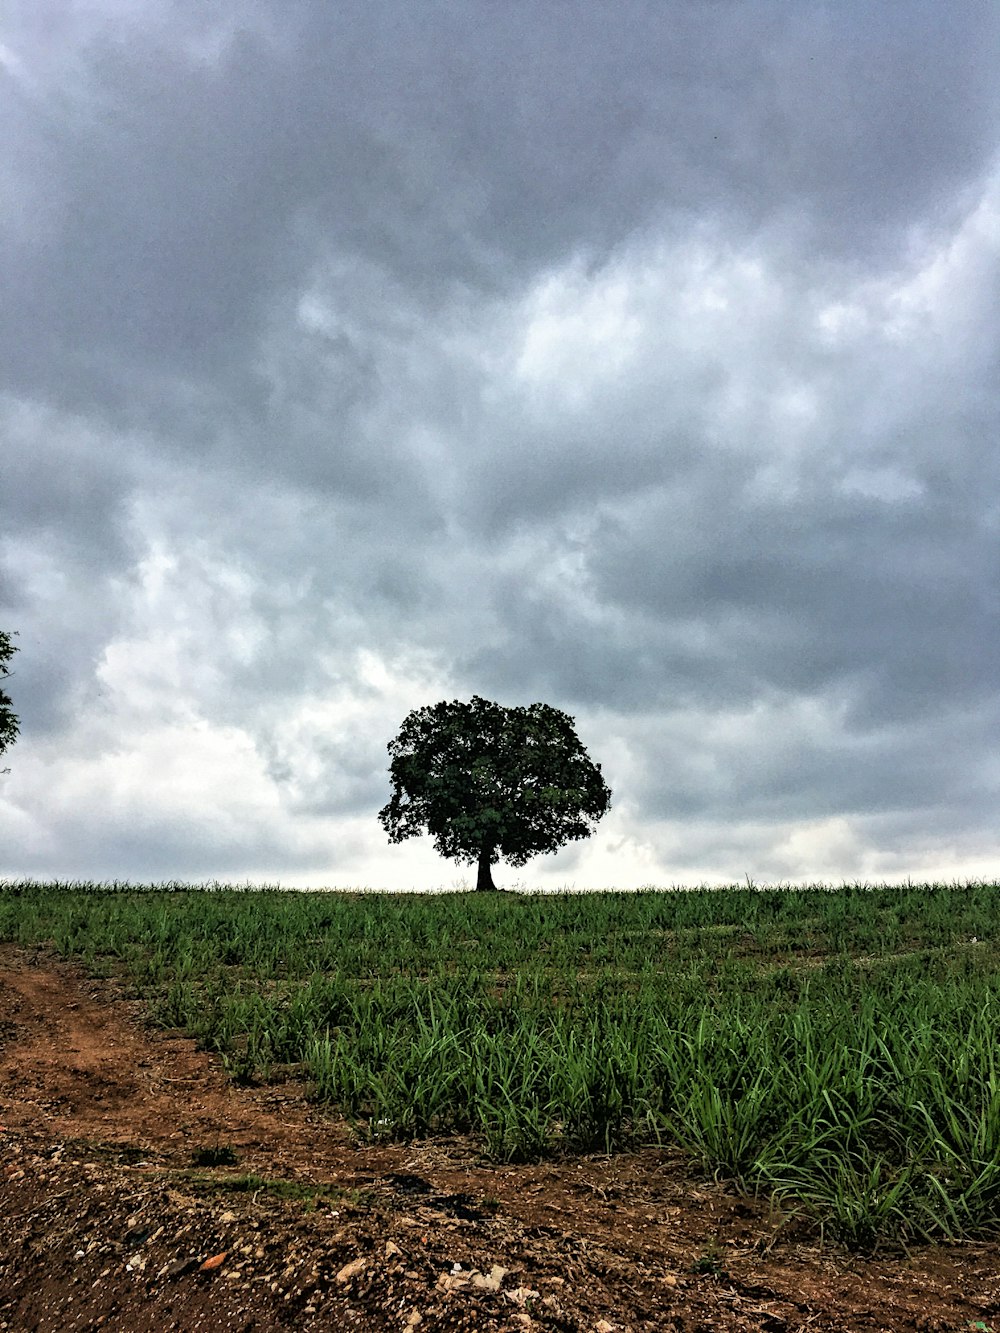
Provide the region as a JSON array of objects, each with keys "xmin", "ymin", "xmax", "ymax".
[
  {"xmin": 436, "ymin": 1272, "xmax": 469, "ymax": 1292},
  {"xmin": 472, "ymin": 1264, "xmax": 509, "ymax": 1292},
  {"xmin": 336, "ymin": 1256, "xmax": 368, "ymax": 1284},
  {"xmin": 220, "ymin": 1210, "xmax": 237, "ymax": 1224},
  {"xmin": 199, "ymin": 1251, "xmax": 228, "ymax": 1272},
  {"xmin": 158, "ymin": 1258, "xmax": 196, "ymax": 1280},
  {"xmin": 385, "ymin": 1241, "xmax": 403, "ymax": 1258},
  {"xmin": 505, "ymin": 1287, "xmax": 541, "ymax": 1308},
  {"xmin": 596, "ymin": 1321, "xmax": 617, "ymax": 1332},
  {"xmin": 405, "ymin": 1314, "xmax": 423, "ymax": 1328}
]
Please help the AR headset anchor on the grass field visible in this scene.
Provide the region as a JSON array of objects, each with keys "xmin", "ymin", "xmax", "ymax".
[{"xmin": 1, "ymin": 879, "xmax": 998, "ymax": 1249}]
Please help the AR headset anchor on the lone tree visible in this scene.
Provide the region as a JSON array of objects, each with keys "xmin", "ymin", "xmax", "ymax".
[
  {"xmin": 0, "ymin": 631, "xmax": 18, "ymax": 765},
  {"xmin": 378, "ymin": 695, "xmax": 611, "ymax": 891}
]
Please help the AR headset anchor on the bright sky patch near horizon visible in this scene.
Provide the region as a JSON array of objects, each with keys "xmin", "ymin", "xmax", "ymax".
[{"xmin": 2, "ymin": 1, "xmax": 999, "ymax": 889}]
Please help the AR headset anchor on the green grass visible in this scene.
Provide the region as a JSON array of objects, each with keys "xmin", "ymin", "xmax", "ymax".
[
  {"xmin": 1, "ymin": 878, "xmax": 999, "ymax": 1248},
  {"xmin": 174, "ymin": 1170, "xmax": 367, "ymax": 1210}
]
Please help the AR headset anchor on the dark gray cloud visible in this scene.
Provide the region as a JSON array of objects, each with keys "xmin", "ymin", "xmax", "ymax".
[
  {"xmin": 5, "ymin": 0, "xmax": 998, "ymax": 414},
  {"xmin": 1, "ymin": 0, "xmax": 999, "ymax": 883},
  {"xmin": 587, "ymin": 482, "xmax": 999, "ymax": 715}
]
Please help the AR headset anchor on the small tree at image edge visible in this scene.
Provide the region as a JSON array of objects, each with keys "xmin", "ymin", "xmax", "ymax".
[
  {"xmin": 378, "ymin": 695, "xmax": 611, "ymax": 891},
  {"xmin": 0, "ymin": 631, "xmax": 19, "ymax": 765}
]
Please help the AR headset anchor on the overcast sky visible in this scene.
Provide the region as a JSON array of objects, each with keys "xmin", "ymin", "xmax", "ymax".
[{"xmin": 2, "ymin": 1, "xmax": 999, "ymax": 888}]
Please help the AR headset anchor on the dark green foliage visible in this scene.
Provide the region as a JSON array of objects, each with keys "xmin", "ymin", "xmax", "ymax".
[
  {"xmin": 0, "ymin": 630, "xmax": 18, "ymax": 760},
  {"xmin": 191, "ymin": 1142, "xmax": 239, "ymax": 1167},
  {"xmin": 378, "ymin": 695, "xmax": 611, "ymax": 889}
]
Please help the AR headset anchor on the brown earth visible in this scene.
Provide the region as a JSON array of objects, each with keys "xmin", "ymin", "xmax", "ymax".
[{"xmin": 0, "ymin": 944, "xmax": 997, "ymax": 1333}]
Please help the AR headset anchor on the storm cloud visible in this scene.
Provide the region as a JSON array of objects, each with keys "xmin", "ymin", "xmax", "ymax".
[{"xmin": 2, "ymin": 0, "xmax": 999, "ymax": 885}]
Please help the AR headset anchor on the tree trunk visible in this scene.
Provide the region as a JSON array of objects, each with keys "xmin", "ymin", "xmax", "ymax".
[{"xmin": 476, "ymin": 844, "xmax": 498, "ymax": 892}]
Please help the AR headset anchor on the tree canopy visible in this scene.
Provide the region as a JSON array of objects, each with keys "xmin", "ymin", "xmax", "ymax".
[
  {"xmin": 0, "ymin": 631, "xmax": 19, "ymax": 762},
  {"xmin": 378, "ymin": 695, "xmax": 611, "ymax": 890}
]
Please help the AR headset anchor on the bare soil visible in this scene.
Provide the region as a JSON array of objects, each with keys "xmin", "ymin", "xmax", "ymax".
[{"xmin": 1, "ymin": 944, "xmax": 997, "ymax": 1332}]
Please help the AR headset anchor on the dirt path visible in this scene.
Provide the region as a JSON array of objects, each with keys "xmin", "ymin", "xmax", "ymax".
[
  {"xmin": 1, "ymin": 945, "xmax": 998, "ymax": 1332},
  {"xmin": 0, "ymin": 944, "xmax": 362, "ymax": 1177}
]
